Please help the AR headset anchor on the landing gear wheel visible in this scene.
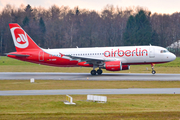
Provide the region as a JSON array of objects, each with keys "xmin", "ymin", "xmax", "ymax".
[
  {"xmin": 91, "ymin": 70, "xmax": 97, "ymax": 75},
  {"xmin": 152, "ymin": 70, "xmax": 156, "ymax": 74},
  {"xmin": 97, "ymin": 69, "xmax": 103, "ymax": 75},
  {"xmin": 151, "ymin": 63, "xmax": 156, "ymax": 74}
]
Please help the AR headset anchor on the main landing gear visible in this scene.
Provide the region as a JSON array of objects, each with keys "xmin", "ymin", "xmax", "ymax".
[
  {"xmin": 151, "ymin": 63, "xmax": 156, "ymax": 74},
  {"xmin": 91, "ymin": 69, "xmax": 103, "ymax": 75}
]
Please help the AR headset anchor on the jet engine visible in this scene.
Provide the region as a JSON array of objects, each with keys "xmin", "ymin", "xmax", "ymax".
[{"xmin": 101, "ymin": 61, "xmax": 130, "ymax": 71}]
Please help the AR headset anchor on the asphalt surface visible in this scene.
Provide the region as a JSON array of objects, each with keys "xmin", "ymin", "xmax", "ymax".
[
  {"xmin": 1, "ymin": 72, "xmax": 180, "ymax": 96},
  {"xmin": 0, "ymin": 72, "xmax": 180, "ymax": 81},
  {"xmin": 0, "ymin": 88, "xmax": 179, "ymax": 96}
]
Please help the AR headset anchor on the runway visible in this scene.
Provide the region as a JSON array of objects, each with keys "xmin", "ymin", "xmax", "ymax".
[
  {"xmin": 0, "ymin": 88, "xmax": 180, "ymax": 96},
  {"xmin": 0, "ymin": 72, "xmax": 180, "ymax": 81},
  {"xmin": 1, "ymin": 72, "xmax": 180, "ymax": 96}
]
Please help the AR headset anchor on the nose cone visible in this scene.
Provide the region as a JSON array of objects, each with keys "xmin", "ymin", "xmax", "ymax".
[{"xmin": 169, "ymin": 53, "xmax": 176, "ymax": 61}]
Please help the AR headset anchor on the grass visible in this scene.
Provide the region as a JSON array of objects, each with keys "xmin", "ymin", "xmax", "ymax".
[
  {"xmin": 156, "ymin": 57, "xmax": 180, "ymax": 67},
  {"xmin": 0, "ymin": 95, "xmax": 180, "ymax": 119},
  {"xmin": 0, "ymin": 56, "xmax": 180, "ymax": 73},
  {"xmin": 1, "ymin": 113, "xmax": 180, "ymax": 120},
  {"xmin": 1, "ymin": 80, "xmax": 180, "ymax": 90}
]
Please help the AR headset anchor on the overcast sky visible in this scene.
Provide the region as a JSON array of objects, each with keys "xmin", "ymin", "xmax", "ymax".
[{"xmin": 0, "ymin": 0, "xmax": 180, "ymax": 14}]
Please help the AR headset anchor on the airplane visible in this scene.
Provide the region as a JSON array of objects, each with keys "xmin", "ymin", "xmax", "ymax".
[{"xmin": 7, "ymin": 23, "xmax": 176, "ymax": 75}]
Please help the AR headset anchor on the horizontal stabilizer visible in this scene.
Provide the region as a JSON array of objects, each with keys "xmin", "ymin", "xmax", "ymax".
[{"xmin": 6, "ymin": 53, "xmax": 30, "ymax": 57}]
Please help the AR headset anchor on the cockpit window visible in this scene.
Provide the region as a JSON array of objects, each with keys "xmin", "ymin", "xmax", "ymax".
[{"xmin": 160, "ymin": 49, "xmax": 169, "ymax": 53}]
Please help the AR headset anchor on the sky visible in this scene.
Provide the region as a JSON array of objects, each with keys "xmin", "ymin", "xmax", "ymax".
[{"xmin": 0, "ymin": 0, "xmax": 180, "ymax": 14}]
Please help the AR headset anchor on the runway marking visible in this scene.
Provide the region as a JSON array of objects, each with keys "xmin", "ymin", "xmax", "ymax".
[
  {"xmin": 0, "ymin": 88, "xmax": 180, "ymax": 96},
  {"xmin": 0, "ymin": 72, "xmax": 180, "ymax": 81}
]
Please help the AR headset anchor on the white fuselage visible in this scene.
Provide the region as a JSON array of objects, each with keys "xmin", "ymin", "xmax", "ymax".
[{"xmin": 43, "ymin": 46, "xmax": 176, "ymax": 65}]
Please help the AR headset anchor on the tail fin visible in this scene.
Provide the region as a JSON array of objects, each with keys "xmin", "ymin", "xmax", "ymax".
[{"xmin": 9, "ymin": 23, "xmax": 41, "ymax": 52}]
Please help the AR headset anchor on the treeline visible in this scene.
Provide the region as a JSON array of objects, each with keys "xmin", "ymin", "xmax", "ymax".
[{"xmin": 0, "ymin": 4, "xmax": 180, "ymax": 55}]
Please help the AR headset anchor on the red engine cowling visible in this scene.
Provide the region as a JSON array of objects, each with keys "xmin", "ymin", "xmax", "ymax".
[{"xmin": 104, "ymin": 61, "xmax": 122, "ymax": 71}]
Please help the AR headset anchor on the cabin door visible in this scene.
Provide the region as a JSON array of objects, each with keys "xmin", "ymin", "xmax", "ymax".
[
  {"xmin": 149, "ymin": 47, "xmax": 155, "ymax": 58},
  {"xmin": 39, "ymin": 51, "xmax": 44, "ymax": 61}
]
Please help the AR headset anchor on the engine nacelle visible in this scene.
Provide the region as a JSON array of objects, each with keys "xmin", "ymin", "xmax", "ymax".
[
  {"xmin": 104, "ymin": 61, "xmax": 122, "ymax": 71},
  {"xmin": 122, "ymin": 65, "xmax": 130, "ymax": 70},
  {"xmin": 102, "ymin": 61, "xmax": 130, "ymax": 71}
]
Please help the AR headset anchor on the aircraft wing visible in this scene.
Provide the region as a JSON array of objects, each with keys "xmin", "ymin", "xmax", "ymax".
[
  {"xmin": 63, "ymin": 55, "xmax": 127, "ymax": 64},
  {"xmin": 64, "ymin": 55, "xmax": 105, "ymax": 63}
]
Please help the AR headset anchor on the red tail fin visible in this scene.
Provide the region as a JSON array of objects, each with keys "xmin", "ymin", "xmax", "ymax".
[{"xmin": 9, "ymin": 23, "xmax": 41, "ymax": 52}]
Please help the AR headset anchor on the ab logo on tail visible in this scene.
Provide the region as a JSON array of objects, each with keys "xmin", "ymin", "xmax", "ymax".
[{"xmin": 11, "ymin": 27, "xmax": 29, "ymax": 48}]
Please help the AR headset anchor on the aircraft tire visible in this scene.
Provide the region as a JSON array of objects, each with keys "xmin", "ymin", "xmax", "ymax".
[
  {"xmin": 152, "ymin": 70, "xmax": 156, "ymax": 74},
  {"xmin": 91, "ymin": 70, "xmax": 97, "ymax": 75},
  {"xmin": 97, "ymin": 69, "xmax": 102, "ymax": 75}
]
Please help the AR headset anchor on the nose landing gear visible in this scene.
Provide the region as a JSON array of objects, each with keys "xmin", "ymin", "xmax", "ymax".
[{"xmin": 151, "ymin": 63, "xmax": 156, "ymax": 74}]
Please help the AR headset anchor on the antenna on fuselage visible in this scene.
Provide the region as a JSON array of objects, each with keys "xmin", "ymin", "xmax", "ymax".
[{"xmin": 150, "ymin": 44, "xmax": 151, "ymax": 46}]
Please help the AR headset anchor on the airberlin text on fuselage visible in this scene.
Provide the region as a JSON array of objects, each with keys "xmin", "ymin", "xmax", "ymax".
[{"xmin": 104, "ymin": 48, "xmax": 148, "ymax": 57}]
